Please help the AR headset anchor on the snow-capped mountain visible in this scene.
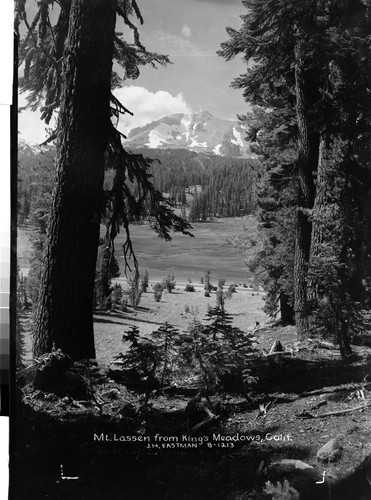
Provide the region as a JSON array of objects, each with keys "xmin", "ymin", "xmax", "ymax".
[
  {"xmin": 18, "ymin": 137, "xmax": 44, "ymax": 156},
  {"xmin": 125, "ymin": 111, "xmax": 256, "ymax": 158},
  {"xmin": 17, "ymin": 111, "xmax": 256, "ymax": 159}
]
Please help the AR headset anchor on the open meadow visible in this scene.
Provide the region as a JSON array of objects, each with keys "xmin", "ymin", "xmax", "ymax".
[
  {"xmin": 18, "ymin": 217, "xmax": 253, "ymax": 281},
  {"xmin": 19, "ymin": 216, "xmax": 268, "ymax": 367},
  {"xmin": 94, "ymin": 284, "xmax": 267, "ymax": 369},
  {"xmin": 109, "ymin": 217, "xmax": 252, "ymax": 283}
]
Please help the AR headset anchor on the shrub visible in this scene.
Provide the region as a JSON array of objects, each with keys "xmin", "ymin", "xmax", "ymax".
[
  {"xmin": 151, "ymin": 322, "xmax": 181, "ymax": 390},
  {"xmin": 110, "ymin": 283, "xmax": 123, "ymax": 310},
  {"xmin": 153, "ymin": 282, "xmax": 164, "ymax": 302},
  {"xmin": 162, "ymin": 275, "xmax": 176, "ymax": 293},
  {"xmin": 141, "ymin": 270, "xmax": 149, "ymax": 293},
  {"xmin": 117, "ymin": 327, "xmax": 159, "ymax": 403},
  {"xmin": 217, "ymin": 278, "xmax": 225, "ymax": 289},
  {"xmin": 121, "ymin": 297, "xmax": 128, "ymax": 311},
  {"xmin": 204, "ymin": 271, "xmax": 212, "ymax": 293},
  {"xmin": 184, "ymin": 283, "xmax": 195, "ymax": 292},
  {"xmin": 176, "ymin": 314, "xmax": 256, "ymax": 395},
  {"xmin": 128, "ymin": 272, "xmax": 142, "ymax": 309},
  {"xmin": 228, "ymin": 284, "xmax": 237, "ymax": 294}
]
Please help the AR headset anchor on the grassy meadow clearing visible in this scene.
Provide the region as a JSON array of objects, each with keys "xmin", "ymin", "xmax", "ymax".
[
  {"xmin": 18, "ymin": 217, "xmax": 253, "ymax": 281},
  {"xmin": 19, "ymin": 217, "xmax": 268, "ymax": 367},
  {"xmin": 112, "ymin": 217, "xmax": 252, "ymax": 283},
  {"xmin": 93, "ymin": 284, "xmax": 267, "ymax": 369}
]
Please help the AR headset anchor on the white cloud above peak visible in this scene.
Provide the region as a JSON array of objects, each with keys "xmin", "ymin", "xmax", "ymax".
[{"xmin": 113, "ymin": 86, "xmax": 192, "ymax": 134}]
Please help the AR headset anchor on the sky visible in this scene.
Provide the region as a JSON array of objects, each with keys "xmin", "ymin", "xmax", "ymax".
[{"xmin": 18, "ymin": 0, "xmax": 249, "ymax": 144}]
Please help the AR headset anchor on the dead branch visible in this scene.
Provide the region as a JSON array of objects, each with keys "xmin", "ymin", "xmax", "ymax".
[
  {"xmin": 301, "ymin": 382, "xmax": 371, "ymax": 398},
  {"xmin": 313, "ymin": 402, "xmax": 370, "ymax": 419}
]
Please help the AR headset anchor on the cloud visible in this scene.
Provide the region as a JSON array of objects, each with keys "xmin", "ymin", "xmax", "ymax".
[
  {"xmin": 18, "ymin": 87, "xmax": 191, "ymax": 143},
  {"xmin": 18, "ymin": 93, "xmax": 57, "ymax": 144},
  {"xmin": 182, "ymin": 25, "xmax": 192, "ymax": 38},
  {"xmin": 113, "ymin": 86, "xmax": 192, "ymax": 133}
]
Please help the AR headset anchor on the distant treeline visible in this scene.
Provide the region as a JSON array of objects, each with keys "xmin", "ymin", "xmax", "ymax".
[
  {"xmin": 131, "ymin": 148, "xmax": 259, "ymax": 220},
  {"xmin": 17, "ymin": 146, "xmax": 259, "ymax": 225}
]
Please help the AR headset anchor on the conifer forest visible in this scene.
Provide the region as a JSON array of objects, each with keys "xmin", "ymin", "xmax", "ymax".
[{"xmin": 12, "ymin": 1, "xmax": 371, "ymax": 499}]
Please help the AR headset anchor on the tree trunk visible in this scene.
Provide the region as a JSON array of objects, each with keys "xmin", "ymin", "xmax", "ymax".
[
  {"xmin": 307, "ymin": 136, "xmax": 327, "ymax": 304},
  {"xmin": 34, "ymin": 0, "xmax": 117, "ymax": 360},
  {"xmin": 293, "ymin": 37, "xmax": 319, "ymax": 340},
  {"xmin": 279, "ymin": 293, "xmax": 294, "ymax": 325}
]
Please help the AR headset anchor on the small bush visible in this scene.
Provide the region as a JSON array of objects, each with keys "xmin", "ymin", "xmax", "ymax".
[
  {"xmin": 128, "ymin": 273, "xmax": 142, "ymax": 309},
  {"xmin": 204, "ymin": 271, "xmax": 212, "ymax": 292},
  {"xmin": 110, "ymin": 283, "xmax": 123, "ymax": 310},
  {"xmin": 141, "ymin": 270, "xmax": 149, "ymax": 293},
  {"xmin": 153, "ymin": 282, "xmax": 164, "ymax": 302},
  {"xmin": 184, "ymin": 283, "xmax": 195, "ymax": 292},
  {"xmin": 153, "ymin": 282, "xmax": 164, "ymax": 292},
  {"xmin": 228, "ymin": 284, "xmax": 236, "ymax": 294},
  {"xmin": 184, "ymin": 304, "xmax": 190, "ymax": 313},
  {"xmin": 162, "ymin": 275, "xmax": 176, "ymax": 293},
  {"xmin": 218, "ymin": 278, "xmax": 225, "ymax": 289},
  {"xmin": 204, "ymin": 291, "xmax": 210, "ymax": 297}
]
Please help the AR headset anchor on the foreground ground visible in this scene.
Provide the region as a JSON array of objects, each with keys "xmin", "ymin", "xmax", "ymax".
[{"xmin": 15, "ymin": 290, "xmax": 371, "ymax": 499}]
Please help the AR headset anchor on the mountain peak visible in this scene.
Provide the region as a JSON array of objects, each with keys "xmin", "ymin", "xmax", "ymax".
[{"xmin": 126, "ymin": 111, "xmax": 255, "ymax": 158}]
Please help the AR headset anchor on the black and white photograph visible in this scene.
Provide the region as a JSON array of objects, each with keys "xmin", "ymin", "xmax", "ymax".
[{"xmin": 10, "ymin": 0, "xmax": 371, "ymax": 498}]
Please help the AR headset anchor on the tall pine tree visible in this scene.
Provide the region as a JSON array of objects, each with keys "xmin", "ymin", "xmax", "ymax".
[{"xmin": 17, "ymin": 0, "xmax": 192, "ymax": 360}]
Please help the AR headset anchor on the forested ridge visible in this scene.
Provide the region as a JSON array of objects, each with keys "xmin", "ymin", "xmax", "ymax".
[{"xmin": 18, "ymin": 145, "xmax": 258, "ymax": 224}]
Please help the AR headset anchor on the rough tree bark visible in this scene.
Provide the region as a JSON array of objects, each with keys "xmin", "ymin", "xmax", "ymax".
[
  {"xmin": 34, "ymin": 0, "xmax": 117, "ymax": 360},
  {"xmin": 293, "ymin": 36, "xmax": 319, "ymax": 340},
  {"xmin": 279, "ymin": 293, "xmax": 294, "ymax": 325}
]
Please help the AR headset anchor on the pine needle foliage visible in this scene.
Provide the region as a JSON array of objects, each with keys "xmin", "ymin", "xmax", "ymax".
[{"xmin": 219, "ymin": 0, "xmax": 371, "ymax": 340}]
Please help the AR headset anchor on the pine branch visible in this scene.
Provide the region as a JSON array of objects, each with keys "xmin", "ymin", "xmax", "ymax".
[
  {"xmin": 131, "ymin": 0, "xmax": 143, "ymax": 24},
  {"xmin": 117, "ymin": 4, "xmax": 146, "ymax": 51},
  {"xmin": 22, "ymin": 10, "xmax": 61, "ymax": 77}
]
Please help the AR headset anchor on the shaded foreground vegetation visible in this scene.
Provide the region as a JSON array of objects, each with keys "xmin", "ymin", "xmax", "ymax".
[{"xmin": 13, "ymin": 298, "xmax": 371, "ymax": 499}]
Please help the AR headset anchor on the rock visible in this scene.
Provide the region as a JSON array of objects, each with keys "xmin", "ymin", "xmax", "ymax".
[
  {"xmin": 317, "ymin": 438, "xmax": 343, "ymax": 463},
  {"xmin": 268, "ymin": 459, "xmax": 316, "ymax": 479},
  {"xmin": 273, "ymin": 459, "xmax": 314, "ymax": 471}
]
